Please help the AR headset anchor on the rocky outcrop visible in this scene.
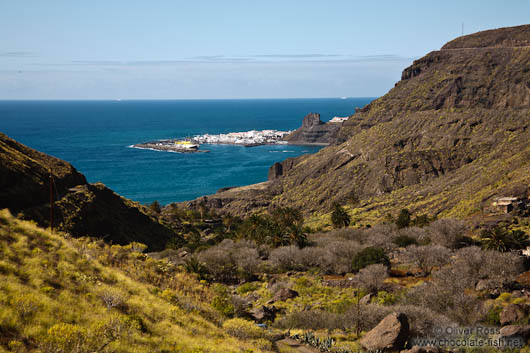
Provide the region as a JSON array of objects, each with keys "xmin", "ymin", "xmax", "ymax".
[
  {"xmin": 498, "ymin": 325, "xmax": 530, "ymax": 342},
  {"xmin": 272, "ymin": 288, "xmax": 299, "ymax": 302},
  {"xmin": 250, "ymin": 305, "xmax": 278, "ymax": 323},
  {"xmin": 0, "ymin": 133, "xmax": 177, "ymax": 250},
  {"xmin": 500, "ymin": 304, "xmax": 529, "ymax": 326},
  {"xmin": 360, "ymin": 312, "xmax": 410, "ymax": 351},
  {"xmin": 284, "ymin": 113, "xmax": 342, "ymax": 145},
  {"xmin": 268, "ymin": 157, "xmax": 302, "ymax": 180}
]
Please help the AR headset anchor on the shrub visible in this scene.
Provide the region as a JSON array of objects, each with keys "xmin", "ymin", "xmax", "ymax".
[
  {"xmin": 236, "ymin": 282, "xmax": 259, "ymax": 295},
  {"xmin": 404, "ymin": 244, "xmax": 451, "ymax": 275},
  {"xmin": 211, "ymin": 284, "xmax": 235, "ymax": 317},
  {"xmin": 484, "ymin": 305, "xmax": 502, "ymax": 325},
  {"xmin": 393, "ymin": 235, "xmax": 418, "ymax": 247},
  {"xmin": 427, "ymin": 219, "xmax": 468, "ymax": 248},
  {"xmin": 352, "ymin": 247, "xmax": 390, "ymax": 271},
  {"xmin": 355, "ymin": 264, "xmax": 388, "ymax": 293},
  {"xmin": 40, "ymin": 323, "xmax": 90, "ymax": 353},
  {"xmin": 148, "ymin": 200, "xmax": 162, "ymax": 213},
  {"xmin": 222, "ymin": 318, "xmax": 264, "ymax": 339},
  {"xmin": 375, "ymin": 291, "xmax": 397, "ymax": 305}
]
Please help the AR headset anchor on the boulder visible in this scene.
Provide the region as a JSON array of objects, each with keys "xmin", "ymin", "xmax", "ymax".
[
  {"xmin": 475, "ymin": 279, "xmax": 499, "ymax": 291},
  {"xmin": 499, "ymin": 325, "xmax": 530, "ymax": 345},
  {"xmin": 273, "ymin": 288, "xmax": 299, "ymax": 302},
  {"xmin": 500, "ymin": 304, "xmax": 527, "ymax": 325},
  {"xmin": 360, "ymin": 312, "xmax": 410, "ymax": 351},
  {"xmin": 250, "ymin": 305, "xmax": 278, "ymax": 323},
  {"xmin": 359, "ymin": 293, "xmax": 373, "ymax": 305}
]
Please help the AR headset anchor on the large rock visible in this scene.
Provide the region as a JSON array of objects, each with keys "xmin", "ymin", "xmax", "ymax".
[
  {"xmin": 301, "ymin": 113, "xmax": 323, "ymax": 128},
  {"xmin": 499, "ymin": 325, "xmax": 530, "ymax": 345},
  {"xmin": 250, "ymin": 305, "xmax": 278, "ymax": 323},
  {"xmin": 500, "ymin": 304, "xmax": 528, "ymax": 326},
  {"xmin": 273, "ymin": 288, "xmax": 299, "ymax": 302},
  {"xmin": 360, "ymin": 312, "xmax": 410, "ymax": 351}
]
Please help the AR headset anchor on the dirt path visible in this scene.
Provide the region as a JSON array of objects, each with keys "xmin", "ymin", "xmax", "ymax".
[{"xmin": 276, "ymin": 338, "xmax": 320, "ymax": 353}]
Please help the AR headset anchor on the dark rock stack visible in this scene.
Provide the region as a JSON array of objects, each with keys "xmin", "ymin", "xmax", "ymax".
[{"xmin": 283, "ymin": 113, "xmax": 342, "ymax": 145}]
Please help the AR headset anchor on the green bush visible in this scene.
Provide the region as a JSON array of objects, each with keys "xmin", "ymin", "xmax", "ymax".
[
  {"xmin": 222, "ymin": 318, "xmax": 263, "ymax": 340},
  {"xmin": 393, "ymin": 235, "xmax": 418, "ymax": 247},
  {"xmin": 484, "ymin": 305, "xmax": 502, "ymax": 326},
  {"xmin": 211, "ymin": 284, "xmax": 235, "ymax": 317},
  {"xmin": 236, "ymin": 282, "xmax": 259, "ymax": 295},
  {"xmin": 375, "ymin": 291, "xmax": 397, "ymax": 305},
  {"xmin": 352, "ymin": 247, "xmax": 390, "ymax": 271}
]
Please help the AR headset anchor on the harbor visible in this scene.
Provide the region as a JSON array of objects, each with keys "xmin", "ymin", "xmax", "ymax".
[
  {"xmin": 132, "ymin": 129, "xmax": 293, "ymax": 153},
  {"xmin": 131, "ymin": 140, "xmax": 209, "ymax": 153}
]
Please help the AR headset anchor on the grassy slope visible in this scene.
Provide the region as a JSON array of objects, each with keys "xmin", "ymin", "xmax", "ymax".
[{"xmin": 0, "ymin": 209, "xmax": 271, "ymax": 353}]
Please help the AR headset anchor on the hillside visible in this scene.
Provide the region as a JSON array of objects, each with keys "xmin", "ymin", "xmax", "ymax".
[
  {"xmin": 0, "ymin": 209, "xmax": 273, "ymax": 352},
  {"xmin": 183, "ymin": 25, "xmax": 530, "ymax": 224},
  {"xmin": 0, "ymin": 133, "xmax": 177, "ymax": 251}
]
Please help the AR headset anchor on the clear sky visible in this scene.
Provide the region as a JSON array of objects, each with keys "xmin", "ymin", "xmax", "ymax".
[{"xmin": 1, "ymin": 0, "xmax": 529, "ymax": 100}]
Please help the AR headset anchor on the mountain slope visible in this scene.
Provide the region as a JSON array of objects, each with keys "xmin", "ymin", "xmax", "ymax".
[
  {"xmin": 0, "ymin": 209, "xmax": 271, "ymax": 352},
  {"xmin": 186, "ymin": 25, "xmax": 530, "ymax": 223},
  {"xmin": 0, "ymin": 133, "xmax": 177, "ymax": 250}
]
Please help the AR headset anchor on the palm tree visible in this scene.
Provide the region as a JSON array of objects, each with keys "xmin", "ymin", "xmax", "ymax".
[
  {"xmin": 330, "ymin": 202, "xmax": 351, "ymax": 229},
  {"xmin": 481, "ymin": 226, "xmax": 512, "ymax": 252}
]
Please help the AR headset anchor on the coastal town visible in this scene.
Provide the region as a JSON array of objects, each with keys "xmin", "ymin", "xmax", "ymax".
[
  {"xmin": 191, "ymin": 129, "xmax": 292, "ymax": 146},
  {"xmin": 131, "ymin": 129, "xmax": 292, "ymax": 152},
  {"xmin": 131, "ymin": 115, "xmax": 351, "ymax": 152}
]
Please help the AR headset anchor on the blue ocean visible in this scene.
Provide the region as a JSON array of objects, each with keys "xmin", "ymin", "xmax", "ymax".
[{"xmin": 0, "ymin": 98, "xmax": 373, "ymax": 205}]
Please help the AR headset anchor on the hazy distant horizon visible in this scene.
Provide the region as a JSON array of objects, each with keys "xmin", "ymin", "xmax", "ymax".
[{"xmin": 1, "ymin": 1, "xmax": 529, "ymax": 100}]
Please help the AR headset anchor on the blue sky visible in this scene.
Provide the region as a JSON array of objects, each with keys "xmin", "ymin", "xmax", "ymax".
[{"xmin": 1, "ymin": 0, "xmax": 529, "ymax": 99}]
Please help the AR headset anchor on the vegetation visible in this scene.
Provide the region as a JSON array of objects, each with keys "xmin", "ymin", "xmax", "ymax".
[
  {"xmin": 0, "ymin": 209, "xmax": 271, "ymax": 352},
  {"xmin": 330, "ymin": 203, "xmax": 351, "ymax": 229}
]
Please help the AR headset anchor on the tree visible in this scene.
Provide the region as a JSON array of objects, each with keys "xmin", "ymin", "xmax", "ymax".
[
  {"xmin": 330, "ymin": 203, "xmax": 351, "ymax": 229},
  {"xmin": 352, "ymin": 246, "xmax": 390, "ymax": 271},
  {"xmin": 149, "ymin": 200, "xmax": 161, "ymax": 213},
  {"xmin": 395, "ymin": 209, "xmax": 411, "ymax": 229},
  {"xmin": 355, "ymin": 264, "xmax": 388, "ymax": 293},
  {"xmin": 405, "ymin": 245, "xmax": 451, "ymax": 275},
  {"xmin": 480, "ymin": 226, "xmax": 529, "ymax": 252}
]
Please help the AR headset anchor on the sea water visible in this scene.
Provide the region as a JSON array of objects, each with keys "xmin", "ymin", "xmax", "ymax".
[{"xmin": 0, "ymin": 98, "xmax": 373, "ymax": 205}]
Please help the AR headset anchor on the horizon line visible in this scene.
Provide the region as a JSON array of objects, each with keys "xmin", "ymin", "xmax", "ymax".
[{"xmin": 0, "ymin": 96, "xmax": 378, "ymax": 102}]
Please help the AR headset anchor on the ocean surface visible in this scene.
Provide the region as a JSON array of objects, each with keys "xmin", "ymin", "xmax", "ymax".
[{"xmin": 0, "ymin": 98, "xmax": 374, "ymax": 205}]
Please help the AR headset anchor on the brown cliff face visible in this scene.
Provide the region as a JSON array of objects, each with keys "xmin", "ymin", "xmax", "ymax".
[
  {"xmin": 284, "ymin": 113, "xmax": 341, "ymax": 145},
  {"xmin": 181, "ymin": 25, "xmax": 530, "ymax": 220},
  {"xmin": 0, "ymin": 133, "xmax": 176, "ymax": 250}
]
